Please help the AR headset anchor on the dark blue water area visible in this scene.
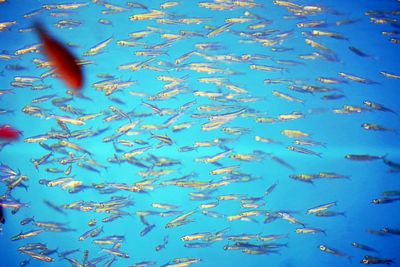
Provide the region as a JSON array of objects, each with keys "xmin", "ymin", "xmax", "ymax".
[{"xmin": 1, "ymin": 0, "xmax": 400, "ymax": 267}]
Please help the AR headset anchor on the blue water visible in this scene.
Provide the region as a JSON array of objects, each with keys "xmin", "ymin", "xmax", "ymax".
[{"xmin": 1, "ymin": 0, "xmax": 400, "ymax": 266}]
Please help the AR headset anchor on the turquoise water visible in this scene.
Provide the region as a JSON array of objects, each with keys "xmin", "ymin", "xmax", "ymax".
[{"xmin": 1, "ymin": 0, "xmax": 400, "ymax": 266}]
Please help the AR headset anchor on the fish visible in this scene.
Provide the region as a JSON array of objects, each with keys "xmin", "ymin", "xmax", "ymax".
[
  {"xmin": 102, "ymin": 248, "xmax": 129, "ymax": 258},
  {"xmin": 363, "ymin": 101, "xmax": 397, "ymax": 115},
  {"xmin": 295, "ymin": 228, "xmax": 326, "ymax": 235},
  {"xmin": 380, "ymin": 71, "xmax": 400, "ymax": 79},
  {"xmin": 140, "ymin": 224, "xmax": 156, "ymax": 236},
  {"xmin": 351, "ymin": 242, "xmax": 379, "ymax": 253},
  {"xmin": 266, "ymin": 153, "xmax": 295, "ymax": 170},
  {"xmin": 361, "ymin": 123, "xmax": 397, "ymax": 133},
  {"xmin": 0, "ymin": 125, "xmax": 21, "ymax": 140},
  {"xmin": 361, "ymin": 255, "xmax": 394, "ymax": 265},
  {"xmin": 0, "ymin": 204, "xmax": 5, "ymax": 224},
  {"xmin": 371, "ymin": 197, "xmax": 400, "ymax": 204},
  {"xmin": 20, "ymin": 250, "xmax": 54, "ymax": 262},
  {"xmin": 381, "ymin": 227, "xmax": 400, "ymax": 236},
  {"xmin": 155, "ymin": 235, "xmax": 169, "ymax": 251},
  {"xmin": 315, "ymin": 211, "xmax": 346, "ymax": 217},
  {"xmin": 319, "ymin": 244, "xmax": 352, "ymax": 260},
  {"xmin": 338, "ymin": 72, "xmax": 378, "ymax": 84},
  {"xmin": 345, "ymin": 154, "xmax": 384, "ymax": 161},
  {"xmin": 12, "ymin": 229, "xmax": 44, "ymax": 241},
  {"xmin": 348, "ymin": 46, "xmax": 374, "ymax": 58},
  {"xmin": 382, "ymin": 157, "xmax": 400, "ymax": 171},
  {"xmin": 307, "ymin": 201, "xmax": 337, "ymax": 214},
  {"xmin": 287, "ymin": 145, "xmax": 322, "ymax": 157},
  {"xmin": 20, "ymin": 217, "xmax": 35, "ymax": 226},
  {"xmin": 34, "ymin": 22, "xmax": 83, "ymax": 90},
  {"xmin": 83, "ymin": 36, "xmax": 113, "ymax": 56}
]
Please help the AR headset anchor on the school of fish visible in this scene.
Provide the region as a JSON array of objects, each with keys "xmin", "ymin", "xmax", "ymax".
[{"xmin": 0, "ymin": 0, "xmax": 399, "ymax": 266}]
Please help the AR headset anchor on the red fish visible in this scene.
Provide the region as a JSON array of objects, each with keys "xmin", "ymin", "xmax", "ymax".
[
  {"xmin": 0, "ymin": 125, "xmax": 20, "ymax": 140},
  {"xmin": 34, "ymin": 22, "xmax": 83, "ymax": 90}
]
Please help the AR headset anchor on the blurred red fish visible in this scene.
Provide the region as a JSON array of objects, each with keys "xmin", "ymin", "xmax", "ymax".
[
  {"xmin": 0, "ymin": 125, "xmax": 20, "ymax": 140},
  {"xmin": 34, "ymin": 22, "xmax": 83, "ymax": 90}
]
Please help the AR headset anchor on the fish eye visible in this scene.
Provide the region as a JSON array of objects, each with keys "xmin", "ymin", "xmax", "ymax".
[{"xmin": 319, "ymin": 245, "xmax": 325, "ymax": 250}]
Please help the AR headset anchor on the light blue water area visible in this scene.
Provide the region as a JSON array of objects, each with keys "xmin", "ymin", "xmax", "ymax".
[{"xmin": 1, "ymin": 0, "xmax": 400, "ymax": 267}]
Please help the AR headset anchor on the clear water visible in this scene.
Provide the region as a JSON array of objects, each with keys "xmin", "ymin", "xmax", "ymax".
[{"xmin": 1, "ymin": 0, "xmax": 400, "ymax": 266}]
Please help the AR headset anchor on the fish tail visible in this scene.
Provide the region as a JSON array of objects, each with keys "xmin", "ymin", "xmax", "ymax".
[
  {"xmin": 33, "ymin": 21, "xmax": 47, "ymax": 41},
  {"xmin": 32, "ymin": 21, "xmax": 43, "ymax": 33}
]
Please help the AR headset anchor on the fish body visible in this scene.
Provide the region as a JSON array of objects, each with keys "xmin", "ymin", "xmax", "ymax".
[
  {"xmin": 371, "ymin": 197, "xmax": 400, "ymax": 204},
  {"xmin": 307, "ymin": 201, "xmax": 337, "ymax": 214},
  {"xmin": 296, "ymin": 228, "xmax": 325, "ymax": 235},
  {"xmin": 345, "ymin": 154, "xmax": 383, "ymax": 161},
  {"xmin": 361, "ymin": 255, "xmax": 394, "ymax": 265},
  {"xmin": 362, "ymin": 123, "xmax": 397, "ymax": 132},
  {"xmin": 352, "ymin": 242, "xmax": 379, "ymax": 253},
  {"xmin": 319, "ymin": 244, "xmax": 351, "ymax": 260},
  {"xmin": 0, "ymin": 205, "xmax": 4, "ymax": 224},
  {"xmin": 0, "ymin": 126, "xmax": 20, "ymax": 140},
  {"xmin": 34, "ymin": 23, "xmax": 83, "ymax": 89},
  {"xmin": 12, "ymin": 229, "xmax": 44, "ymax": 241},
  {"xmin": 287, "ymin": 145, "xmax": 321, "ymax": 157},
  {"xmin": 83, "ymin": 36, "xmax": 113, "ymax": 56}
]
